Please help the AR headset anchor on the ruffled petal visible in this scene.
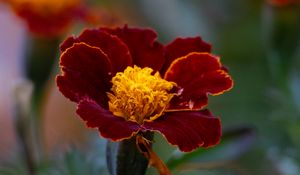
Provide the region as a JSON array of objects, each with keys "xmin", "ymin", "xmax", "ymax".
[
  {"xmin": 77, "ymin": 98, "xmax": 141, "ymax": 141},
  {"xmin": 60, "ymin": 29, "xmax": 132, "ymax": 73},
  {"xmin": 101, "ymin": 25, "xmax": 165, "ymax": 71},
  {"xmin": 143, "ymin": 110, "xmax": 221, "ymax": 152},
  {"xmin": 60, "ymin": 36, "xmax": 78, "ymax": 52},
  {"xmin": 165, "ymin": 52, "xmax": 233, "ymax": 110},
  {"xmin": 161, "ymin": 37, "xmax": 211, "ymax": 75},
  {"xmin": 56, "ymin": 43, "xmax": 112, "ymax": 107}
]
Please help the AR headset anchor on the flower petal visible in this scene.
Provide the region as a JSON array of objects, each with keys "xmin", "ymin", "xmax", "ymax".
[
  {"xmin": 56, "ymin": 43, "xmax": 112, "ymax": 107},
  {"xmin": 165, "ymin": 52, "xmax": 233, "ymax": 110},
  {"xmin": 60, "ymin": 37, "xmax": 77, "ymax": 52},
  {"xmin": 161, "ymin": 37, "xmax": 211, "ymax": 75},
  {"xmin": 77, "ymin": 98, "xmax": 141, "ymax": 141},
  {"xmin": 60, "ymin": 29, "xmax": 132, "ymax": 73},
  {"xmin": 143, "ymin": 110, "xmax": 221, "ymax": 152},
  {"xmin": 101, "ymin": 25, "xmax": 165, "ymax": 71}
]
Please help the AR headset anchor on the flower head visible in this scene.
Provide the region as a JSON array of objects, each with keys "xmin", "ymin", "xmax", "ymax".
[
  {"xmin": 108, "ymin": 66, "xmax": 176, "ymax": 124},
  {"xmin": 6, "ymin": 0, "xmax": 85, "ymax": 37},
  {"xmin": 267, "ymin": 0, "xmax": 300, "ymax": 6},
  {"xmin": 56, "ymin": 25, "xmax": 233, "ymax": 152}
]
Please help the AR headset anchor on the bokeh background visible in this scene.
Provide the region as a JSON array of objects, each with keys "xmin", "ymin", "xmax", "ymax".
[{"xmin": 0, "ymin": 0, "xmax": 300, "ymax": 175}]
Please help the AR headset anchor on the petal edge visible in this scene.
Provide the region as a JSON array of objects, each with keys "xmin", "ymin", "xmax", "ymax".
[
  {"xmin": 162, "ymin": 37, "xmax": 212, "ymax": 75},
  {"xmin": 143, "ymin": 110, "xmax": 221, "ymax": 152},
  {"xmin": 57, "ymin": 42, "xmax": 112, "ymax": 107},
  {"xmin": 165, "ymin": 52, "xmax": 233, "ymax": 110},
  {"xmin": 77, "ymin": 98, "xmax": 141, "ymax": 141}
]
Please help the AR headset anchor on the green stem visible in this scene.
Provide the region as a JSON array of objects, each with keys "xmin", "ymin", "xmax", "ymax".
[
  {"xmin": 23, "ymin": 35, "xmax": 61, "ymax": 163},
  {"xmin": 17, "ymin": 123, "xmax": 36, "ymax": 175},
  {"xmin": 106, "ymin": 132, "xmax": 153, "ymax": 175},
  {"xmin": 24, "ymin": 36, "xmax": 60, "ymax": 108},
  {"xmin": 13, "ymin": 81, "xmax": 36, "ymax": 175}
]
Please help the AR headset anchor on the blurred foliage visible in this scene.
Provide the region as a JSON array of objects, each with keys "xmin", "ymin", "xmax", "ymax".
[{"xmin": 1, "ymin": 0, "xmax": 300, "ymax": 175}]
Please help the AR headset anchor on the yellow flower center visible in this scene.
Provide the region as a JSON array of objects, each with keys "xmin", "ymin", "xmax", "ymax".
[{"xmin": 108, "ymin": 66, "xmax": 176, "ymax": 124}]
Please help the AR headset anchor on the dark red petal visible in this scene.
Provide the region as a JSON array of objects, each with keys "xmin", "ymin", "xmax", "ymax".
[
  {"xmin": 101, "ymin": 25, "xmax": 165, "ymax": 71},
  {"xmin": 77, "ymin": 98, "xmax": 141, "ymax": 141},
  {"xmin": 161, "ymin": 37, "xmax": 211, "ymax": 75},
  {"xmin": 60, "ymin": 29, "xmax": 132, "ymax": 73},
  {"xmin": 56, "ymin": 43, "xmax": 112, "ymax": 107},
  {"xmin": 143, "ymin": 110, "xmax": 221, "ymax": 152},
  {"xmin": 60, "ymin": 37, "xmax": 77, "ymax": 52},
  {"xmin": 165, "ymin": 53, "xmax": 233, "ymax": 110}
]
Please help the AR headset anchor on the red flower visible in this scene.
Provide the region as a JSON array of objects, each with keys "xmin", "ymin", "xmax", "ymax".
[
  {"xmin": 6, "ymin": 0, "xmax": 87, "ymax": 37},
  {"xmin": 267, "ymin": 0, "xmax": 300, "ymax": 6},
  {"xmin": 56, "ymin": 25, "xmax": 233, "ymax": 152}
]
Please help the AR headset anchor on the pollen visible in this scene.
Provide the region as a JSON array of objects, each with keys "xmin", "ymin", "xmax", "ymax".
[{"xmin": 107, "ymin": 66, "xmax": 176, "ymax": 124}]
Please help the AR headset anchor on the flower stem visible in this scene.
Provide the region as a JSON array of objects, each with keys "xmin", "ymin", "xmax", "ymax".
[
  {"xmin": 23, "ymin": 35, "xmax": 60, "ymax": 163},
  {"xmin": 13, "ymin": 81, "xmax": 36, "ymax": 175},
  {"xmin": 106, "ymin": 132, "xmax": 153, "ymax": 175},
  {"xmin": 136, "ymin": 135, "xmax": 172, "ymax": 175}
]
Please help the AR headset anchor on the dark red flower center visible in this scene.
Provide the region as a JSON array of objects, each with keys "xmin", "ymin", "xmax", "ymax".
[{"xmin": 107, "ymin": 66, "xmax": 177, "ymax": 124}]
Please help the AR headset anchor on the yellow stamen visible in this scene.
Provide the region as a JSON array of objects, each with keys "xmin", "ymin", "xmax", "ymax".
[{"xmin": 108, "ymin": 66, "xmax": 176, "ymax": 124}]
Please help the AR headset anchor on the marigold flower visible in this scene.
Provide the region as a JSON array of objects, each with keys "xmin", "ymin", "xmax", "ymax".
[
  {"xmin": 6, "ymin": 0, "xmax": 85, "ymax": 37},
  {"xmin": 56, "ymin": 25, "xmax": 233, "ymax": 152},
  {"xmin": 267, "ymin": 0, "xmax": 300, "ymax": 6}
]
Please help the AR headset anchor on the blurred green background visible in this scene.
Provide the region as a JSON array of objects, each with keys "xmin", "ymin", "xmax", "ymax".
[{"xmin": 0, "ymin": 0, "xmax": 300, "ymax": 175}]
